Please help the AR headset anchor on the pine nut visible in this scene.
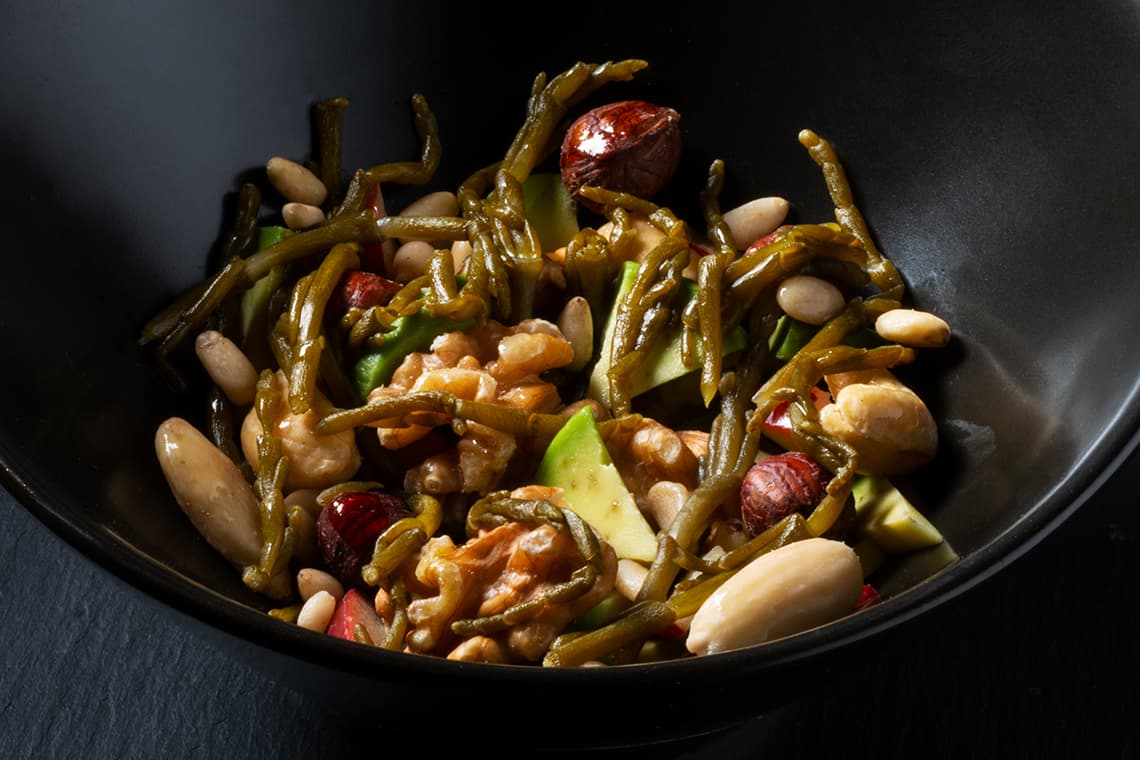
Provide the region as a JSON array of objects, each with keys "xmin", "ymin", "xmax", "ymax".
[
  {"xmin": 874, "ymin": 308, "xmax": 951, "ymax": 348},
  {"xmin": 194, "ymin": 330, "xmax": 258, "ymax": 406},
  {"xmin": 686, "ymin": 537, "xmax": 863, "ymax": 655},
  {"xmin": 450, "ymin": 239, "xmax": 472, "ymax": 274},
  {"xmin": 556, "ymin": 296, "xmax": 593, "ymax": 371},
  {"xmin": 297, "ymin": 590, "xmax": 337, "ymax": 632},
  {"xmin": 282, "ymin": 202, "xmax": 325, "ymax": 230},
  {"xmin": 391, "ymin": 240, "xmax": 436, "ymax": 283},
  {"xmin": 266, "ymin": 156, "xmax": 328, "ymax": 206},
  {"xmin": 154, "ymin": 417, "xmax": 263, "ymax": 569},
  {"xmin": 722, "ymin": 196, "xmax": 789, "ymax": 248},
  {"xmin": 776, "ymin": 274, "xmax": 845, "ymax": 325},
  {"xmin": 296, "ymin": 567, "xmax": 344, "ymax": 603}
]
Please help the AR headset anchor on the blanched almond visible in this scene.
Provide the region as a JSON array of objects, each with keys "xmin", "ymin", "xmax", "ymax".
[{"xmin": 686, "ymin": 537, "xmax": 863, "ymax": 655}]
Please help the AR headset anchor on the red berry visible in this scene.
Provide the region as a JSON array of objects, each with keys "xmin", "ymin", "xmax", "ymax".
[
  {"xmin": 330, "ymin": 270, "xmax": 401, "ymax": 315},
  {"xmin": 317, "ymin": 491, "xmax": 412, "ymax": 585}
]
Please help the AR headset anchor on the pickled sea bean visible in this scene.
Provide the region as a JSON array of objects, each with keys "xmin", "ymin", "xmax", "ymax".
[
  {"xmin": 381, "ymin": 577, "xmax": 409, "ymax": 651},
  {"xmin": 543, "ymin": 599, "xmax": 676, "ymax": 668},
  {"xmin": 694, "ymin": 160, "xmax": 738, "ymax": 405},
  {"xmin": 316, "ymin": 390, "xmax": 569, "ymax": 445},
  {"xmin": 287, "ymin": 242, "xmax": 360, "ymax": 414},
  {"xmin": 488, "ymin": 169, "xmax": 544, "ymax": 320},
  {"xmin": 361, "ymin": 493, "xmax": 442, "ymax": 586},
  {"xmin": 363, "ymin": 522, "xmax": 427, "ymax": 585},
  {"xmin": 501, "ymin": 59, "xmax": 648, "ymax": 181},
  {"xmin": 361, "ymin": 94, "xmax": 441, "ymax": 186},
  {"xmin": 636, "ymin": 339, "xmax": 771, "ymax": 606},
  {"xmin": 141, "ymin": 212, "xmax": 468, "ymax": 356},
  {"xmin": 798, "ymin": 129, "xmax": 904, "ymax": 299},
  {"xmin": 564, "ymin": 228, "xmax": 611, "ymax": 329},
  {"xmin": 453, "ymin": 498, "xmax": 604, "ymax": 638},
  {"xmin": 206, "ymin": 386, "xmax": 248, "ymax": 474},
  {"xmin": 605, "ymin": 236, "xmax": 691, "ymax": 415},
  {"xmin": 243, "ymin": 369, "xmax": 293, "ymax": 593},
  {"xmin": 314, "ymin": 96, "xmax": 349, "ymax": 206}
]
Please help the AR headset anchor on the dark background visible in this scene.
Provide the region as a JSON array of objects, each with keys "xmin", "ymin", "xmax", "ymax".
[
  {"xmin": 2, "ymin": 444, "xmax": 1137, "ymax": 759},
  {"xmin": 3, "ymin": 2, "xmax": 1139, "ymax": 757}
]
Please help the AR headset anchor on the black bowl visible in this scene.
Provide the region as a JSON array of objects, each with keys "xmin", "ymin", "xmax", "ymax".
[{"xmin": 3, "ymin": 0, "xmax": 1139, "ymax": 749}]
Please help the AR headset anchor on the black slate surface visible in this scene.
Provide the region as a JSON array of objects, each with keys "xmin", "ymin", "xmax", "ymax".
[{"xmin": 3, "ymin": 442, "xmax": 1139, "ymax": 759}]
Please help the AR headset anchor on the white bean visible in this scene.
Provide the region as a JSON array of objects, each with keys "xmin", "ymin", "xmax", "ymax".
[
  {"xmin": 296, "ymin": 567, "xmax": 344, "ymax": 603},
  {"xmin": 686, "ymin": 538, "xmax": 863, "ymax": 655},
  {"xmin": 194, "ymin": 330, "xmax": 258, "ymax": 406},
  {"xmin": 265, "ymin": 156, "xmax": 327, "ymax": 206},
  {"xmin": 875, "ymin": 308, "xmax": 951, "ymax": 348},
  {"xmin": 776, "ymin": 274, "xmax": 845, "ymax": 325},
  {"xmin": 240, "ymin": 371, "xmax": 361, "ymax": 490},
  {"xmin": 282, "ymin": 201, "xmax": 326, "ymax": 230},
  {"xmin": 296, "ymin": 590, "xmax": 337, "ymax": 632},
  {"xmin": 819, "ymin": 369, "xmax": 937, "ymax": 476},
  {"xmin": 722, "ymin": 196, "xmax": 790, "ymax": 248}
]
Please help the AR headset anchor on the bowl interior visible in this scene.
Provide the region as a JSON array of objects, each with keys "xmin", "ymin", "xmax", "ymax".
[{"xmin": 3, "ymin": 0, "xmax": 1140, "ymax": 746}]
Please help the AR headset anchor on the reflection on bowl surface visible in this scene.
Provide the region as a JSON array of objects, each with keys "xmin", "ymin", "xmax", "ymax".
[{"xmin": 2, "ymin": 0, "xmax": 1140, "ymax": 748}]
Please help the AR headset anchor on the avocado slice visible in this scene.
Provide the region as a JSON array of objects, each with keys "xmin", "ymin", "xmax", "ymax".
[
  {"xmin": 352, "ymin": 310, "xmax": 475, "ymax": 399},
  {"xmin": 852, "ymin": 475, "xmax": 944, "ymax": 553},
  {"xmin": 239, "ymin": 226, "xmax": 291, "ymax": 343},
  {"xmin": 768, "ymin": 314, "xmax": 817, "ymax": 361},
  {"xmin": 532, "ymin": 406, "xmax": 658, "ymax": 563},
  {"xmin": 588, "ymin": 260, "xmax": 748, "ymax": 410},
  {"xmin": 521, "ymin": 172, "xmax": 579, "ymax": 252}
]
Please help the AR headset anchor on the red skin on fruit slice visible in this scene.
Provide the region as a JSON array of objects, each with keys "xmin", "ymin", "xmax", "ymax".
[{"xmin": 326, "ymin": 588, "xmax": 388, "ymax": 644}]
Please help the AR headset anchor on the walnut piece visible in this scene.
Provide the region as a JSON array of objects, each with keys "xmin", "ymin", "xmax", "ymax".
[
  {"xmin": 406, "ymin": 521, "xmax": 616, "ymax": 663},
  {"xmin": 367, "ymin": 319, "xmax": 574, "ymax": 495}
]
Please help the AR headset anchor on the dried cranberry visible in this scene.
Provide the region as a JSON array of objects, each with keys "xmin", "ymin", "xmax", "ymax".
[
  {"xmin": 328, "ymin": 270, "xmax": 401, "ymax": 316},
  {"xmin": 317, "ymin": 491, "xmax": 412, "ymax": 585}
]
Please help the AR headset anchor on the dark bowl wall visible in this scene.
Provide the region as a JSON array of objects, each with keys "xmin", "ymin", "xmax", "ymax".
[{"xmin": 3, "ymin": 0, "xmax": 1140, "ymax": 748}]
